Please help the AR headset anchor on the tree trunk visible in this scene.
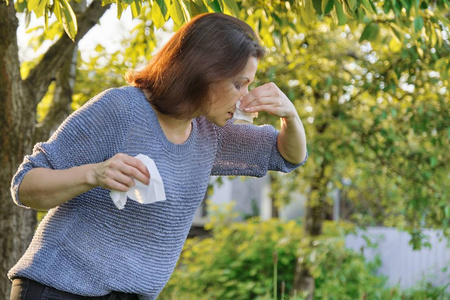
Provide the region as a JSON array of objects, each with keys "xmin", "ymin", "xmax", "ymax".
[
  {"xmin": 269, "ymin": 173, "xmax": 279, "ymax": 218},
  {"xmin": 292, "ymin": 156, "xmax": 329, "ymax": 298},
  {"xmin": 0, "ymin": 0, "xmax": 37, "ymax": 296},
  {"xmin": 0, "ymin": 1, "xmax": 110, "ymax": 297},
  {"xmin": 33, "ymin": 46, "xmax": 78, "ymax": 145},
  {"xmin": 292, "ymin": 262, "xmax": 315, "ymax": 300},
  {"xmin": 304, "ymin": 183, "xmax": 326, "ymax": 236}
]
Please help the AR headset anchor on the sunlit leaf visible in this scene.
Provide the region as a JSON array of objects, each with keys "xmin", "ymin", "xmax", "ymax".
[
  {"xmin": 360, "ymin": 0, "xmax": 375, "ymax": 14},
  {"xmin": 389, "ymin": 37, "xmax": 402, "ymax": 52},
  {"xmin": 58, "ymin": 0, "xmax": 78, "ymax": 40},
  {"xmin": 346, "ymin": 0, "xmax": 357, "ymax": 11},
  {"xmin": 15, "ymin": 0, "xmax": 27, "ymax": 13},
  {"xmin": 359, "ymin": 22, "xmax": 379, "ymax": 42},
  {"xmin": 312, "ymin": 0, "xmax": 323, "ymax": 14},
  {"xmin": 167, "ymin": 0, "xmax": 185, "ymax": 26},
  {"xmin": 28, "ymin": 0, "xmax": 48, "ymax": 17},
  {"xmin": 300, "ymin": 0, "xmax": 317, "ymax": 25},
  {"xmin": 322, "ymin": 0, "xmax": 334, "ymax": 14},
  {"xmin": 130, "ymin": 0, "xmax": 142, "ymax": 18},
  {"xmin": 334, "ymin": 0, "xmax": 347, "ymax": 25},
  {"xmin": 203, "ymin": 0, "xmax": 221, "ymax": 12},
  {"xmin": 152, "ymin": 0, "xmax": 168, "ymax": 28},
  {"xmin": 220, "ymin": 0, "xmax": 239, "ymax": 16}
]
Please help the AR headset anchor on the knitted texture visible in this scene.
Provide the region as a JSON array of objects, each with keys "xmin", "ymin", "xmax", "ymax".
[{"xmin": 9, "ymin": 86, "xmax": 307, "ymax": 299}]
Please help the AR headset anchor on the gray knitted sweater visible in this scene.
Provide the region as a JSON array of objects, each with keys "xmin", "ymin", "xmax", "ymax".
[{"xmin": 8, "ymin": 86, "xmax": 307, "ymax": 299}]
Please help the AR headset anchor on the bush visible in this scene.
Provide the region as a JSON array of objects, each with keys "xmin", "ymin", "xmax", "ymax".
[{"xmin": 159, "ymin": 202, "xmax": 449, "ymax": 299}]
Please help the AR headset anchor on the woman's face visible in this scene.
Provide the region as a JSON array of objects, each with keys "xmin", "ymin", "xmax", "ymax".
[{"xmin": 205, "ymin": 56, "xmax": 258, "ymax": 126}]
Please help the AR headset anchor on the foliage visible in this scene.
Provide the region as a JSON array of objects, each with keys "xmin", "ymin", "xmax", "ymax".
[
  {"xmin": 159, "ymin": 201, "xmax": 396, "ymax": 299},
  {"xmin": 253, "ymin": 15, "xmax": 449, "ymax": 245},
  {"xmin": 28, "ymin": 1, "xmax": 449, "ymax": 246},
  {"xmin": 15, "ymin": 0, "xmax": 450, "ymax": 61},
  {"xmin": 28, "ymin": 0, "xmax": 449, "ymax": 247}
]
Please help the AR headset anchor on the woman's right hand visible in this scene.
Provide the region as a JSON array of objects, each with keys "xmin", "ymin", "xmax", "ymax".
[{"xmin": 89, "ymin": 153, "xmax": 151, "ymax": 192}]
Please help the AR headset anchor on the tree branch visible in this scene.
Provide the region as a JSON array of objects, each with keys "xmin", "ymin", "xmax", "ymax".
[
  {"xmin": 25, "ymin": 0, "xmax": 111, "ymax": 106},
  {"xmin": 33, "ymin": 46, "xmax": 78, "ymax": 145}
]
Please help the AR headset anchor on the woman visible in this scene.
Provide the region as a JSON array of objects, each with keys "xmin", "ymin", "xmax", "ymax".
[{"xmin": 9, "ymin": 13, "xmax": 307, "ymax": 299}]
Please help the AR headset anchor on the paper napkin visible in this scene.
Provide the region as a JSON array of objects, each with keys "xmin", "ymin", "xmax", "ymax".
[{"xmin": 110, "ymin": 154, "xmax": 166, "ymax": 210}]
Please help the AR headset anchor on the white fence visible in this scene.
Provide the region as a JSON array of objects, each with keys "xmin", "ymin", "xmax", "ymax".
[{"xmin": 345, "ymin": 227, "xmax": 450, "ymax": 292}]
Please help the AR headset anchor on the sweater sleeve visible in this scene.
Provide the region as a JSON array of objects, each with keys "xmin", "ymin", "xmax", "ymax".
[
  {"xmin": 211, "ymin": 121, "xmax": 307, "ymax": 177},
  {"xmin": 10, "ymin": 88, "xmax": 133, "ymax": 208}
]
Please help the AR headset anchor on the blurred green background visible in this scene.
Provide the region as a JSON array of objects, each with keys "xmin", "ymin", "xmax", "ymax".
[{"xmin": 2, "ymin": 0, "xmax": 449, "ymax": 298}]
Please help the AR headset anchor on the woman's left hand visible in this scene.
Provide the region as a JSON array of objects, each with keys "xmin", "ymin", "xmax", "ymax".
[{"xmin": 239, "ymin": 82, "xmax": 297, "ymax": 119}]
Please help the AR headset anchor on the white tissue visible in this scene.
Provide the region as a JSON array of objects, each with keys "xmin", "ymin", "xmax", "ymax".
[
  {"xmin": 110, "ymin": 154, "xmax": 166, "ymax": 210},
  {"xmin": 233, "ymin": 100, "xmax": 258, "ymax": 124}
]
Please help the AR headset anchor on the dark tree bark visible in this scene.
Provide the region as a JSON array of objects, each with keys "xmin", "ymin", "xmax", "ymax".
[
  {"xmin": 0, "ymin": 0, "xmax": 110, "ymax": 297},
  {"xmin": 33, "ymin": 47, "xmax": 78, "ymax": 145},
  {"xmin": 291, "ymin": 162, "xmax": 328, "ymax": 298},
  {"xmin": 0, "ymin": 0, "xmax": 37, "ymax": 296},
  {"xmin": 269, "ymin": 173, "xmax": 279, "ymax": 218},
  {"xmin": 292, "ymin": 124, "xmax": 329, "ymax": 298},
  {"xmin": 304, "ymin": 164, "xmax": 327, "ymax": 236}
]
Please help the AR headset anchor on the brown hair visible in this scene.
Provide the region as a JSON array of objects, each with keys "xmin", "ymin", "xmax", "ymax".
[{"xmin": 125, "ymin": 13, "xmax": 265, "ymax": 119}]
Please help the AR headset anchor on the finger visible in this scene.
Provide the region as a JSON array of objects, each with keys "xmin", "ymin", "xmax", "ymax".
[
  {"xmin": 242, "ymin": 95, "xmax": 279, "ymax": 111},
  {"xmin": 121, "ymin": 155, "xmax": 151, "ymax": 183},
  {"xmin": 111, "ymin": 171, "xmax": 136, "ymax": 188},
  {"xmin": 105, "ymin": 178, "xmax": 131, "ymax": 193},
  {"xmin": 120, "ymin": 163, "xmax": 151, "ymax": 185},
  {"xmin": 240, "ymin": 87, "xmax": 277, "ymax": 108},
  {"xmin": 243, "ymin": 104, "xmax": 281, "ymax": 116}
]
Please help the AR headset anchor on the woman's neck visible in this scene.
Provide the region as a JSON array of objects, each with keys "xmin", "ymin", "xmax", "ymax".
[{"xmin": 153, "ymin": 106, "xmax": 193, "ymax": 144}]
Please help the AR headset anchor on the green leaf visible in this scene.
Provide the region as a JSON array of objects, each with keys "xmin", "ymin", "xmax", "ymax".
[
  {"xmin": 25, "ymin": 11, "xmax": 32, "ymax": 27},
  {"xmin": 44, "ymin": 7, "xmax": 49, "ymax": 29},
  {"xmin": 15, "ymin": 0, "xmax": 28, "ymax": 13},
  {"xmin": 152, "ymin": 0, "xmax": 168, "ymax": 28},
  {"xmin": 189, "ymin": 0, "xmax": 209, "ymax": 15},
  {"xmin": 430, "ymin": 156, "xmax": 437, "ymax": 167},
  {"xmin": 382, "ymin": 0, "xmax": 391, "ymax": 13},
  {"xmin": 168, "ymin": 0, "xmax": 185, "ymax": 26},
  {"xmin": 414, "ymin": 16, "xmax": 424, "ymax": 32},
  {"xmin": 61, "ymin": 3, "xmax": 77, "ymax": 40},
  {"xmin": 361, "ymin": 0, "xmax": 376, "ymax": 14},
  {"xmin": 220, "ymin": 0, "xmax": 240, "ymax": 16},
  {"xmin": 429, "ymin": 24, "xmax": 437, "ymax": 47},
  {"xmin": 391, "ymin": 108, "xmax": 397, "ymax": 117},
  {"xmin": 28, "ymin": 0, "xmax": 48, "ymax": 17},
  {"xmin": 391, "ymin": 0, "xmax": 402, "ymax": 15},
  {"xmin": 301, "ymin": 0, "xmax": 317, "ymax": 25},
  {"xmin": 334, "ymin": 0, "xmax": 347, "ymax": 25},
  {"xmin": 359, "ymin": 23, "xmax": 379, "ymax": 42},
  {"xmin": 56, "ymin": 0, "xmax": 78, "ymax": 40},
  {"xmin": 345, "ymin": 0, "xmax": 357, "ymax": 11},
  {"xmin": 322, "ymin": 0, "xmax": 334, "ymax": 14},
  {"xmin": 390, "ymin": 22, "xmax": 405, "ymax": 42},
  {"xmin": 204, "ymin": 0, "xmax": 222, "ymax": 12},
  {"xmin": 313, "ymin": 0, "xmax": 323, "ymax": 14},
  {"xmin": 179, "ymin": 0, "xmax": 191, "ymax": 22},
  {"xmin": 130, "ymin": 0, "xmax": 141, "ymax": 18},
  {"xmin": 399, "ymin": 0, "xmax": 411, "ymax": 11},
  {"xmin": 53, "ymin": 0, "xmax": 62, "ymax": 21},
  {"xmin": 116, "ymin": 0, "xmax": 123, "ymax": 18}
]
